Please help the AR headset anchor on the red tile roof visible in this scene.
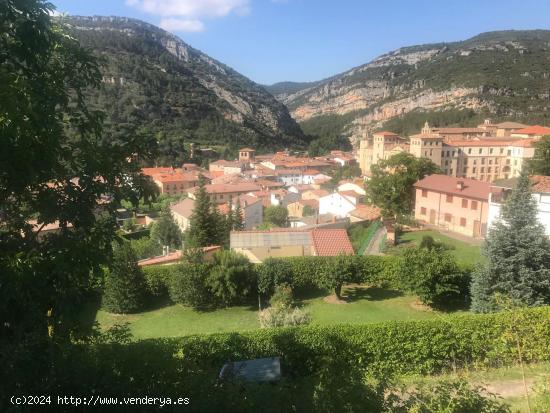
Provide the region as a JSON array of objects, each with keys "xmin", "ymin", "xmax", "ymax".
[
  {"xmin": 310, "ymin": 229, "xmax": 354, "ymax": 256},
  {"xmin": 512, "ymin": 125, "xmax": 550, "ymax": 135},
  {"xmin": 374, "ymin": 131, "xmax": 398, "ymax": 136},
  {"xmin": 531, "ymin": 175, "xmax": 550, "ymax": 193},
  {"xmin": 142, "ymin": 167, "xmax": 174, "ymax": 176},
  {"xmin": 350, "ymin": 204, "xmax": 381, "ymax": 221},
  {"xmin": 170, "ymin": 198, "xmax": 195, "ymax": 218},
  {"xmin": 414, "ymin": 174, "xmax": 491, "ymax": 201}
]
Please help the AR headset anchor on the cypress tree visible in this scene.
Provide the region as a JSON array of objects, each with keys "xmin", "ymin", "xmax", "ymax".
[
  {"xmin": 102, "ymin": 242, "xmax": 147, "ymax": 314},
  {"xmin": 185, "ymin": 174, "xmax": 215, "ymax": 248},
  {"xmin": 233, "ymin": 198, "xmax": 245, "ymax": 230},
  {"xmin": 471, "ymin": 174, "xmax": 550, "ymax": 312}
]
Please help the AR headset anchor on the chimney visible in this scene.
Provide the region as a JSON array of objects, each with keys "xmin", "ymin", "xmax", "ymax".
[{"xmin": 456, "ymin": 181, "xmax": 464, "ymax": 190}]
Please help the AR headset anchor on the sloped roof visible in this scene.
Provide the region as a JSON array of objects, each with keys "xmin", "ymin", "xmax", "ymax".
[
  {"xmin": 350, "ymin": 204, "xmax": 381, "ymax": 221},
  {"xmin": 495, "ymin": 121, "xmax": 528, "ymax": 129},
  {"xmin": 170, "ymin": 198, "xmax": 195, "ymax": 219},
  {"xmin": 513, "ymin": 125, "xmax": 550, "ymax": 135},
  {"xmin": 310, "ymin": 229, "xmax": 354, "ymax": 256},
  {"xmin": 414, "ymin": 174, "xmax": 491, "ymax": 201}
]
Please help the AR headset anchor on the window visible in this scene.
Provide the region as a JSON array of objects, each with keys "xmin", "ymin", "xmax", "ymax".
[
  {"xmin": 500, "ymin": 148, "xmax": 504, "ymax": 154},
  {"xmin": 479, "ymin": 148, "xmax": 482, "ymax": 154},
  {"xmin": 462, "ymin": 199, "xmax": 468, "ymax": 208},
  {"xmin": 490, "ymin": 148, "xmax": 494, "ymax": 154},
  {"xmin": 446, "ymin": 194, "xmax": 453, "ymax": 203},
  {"xmin": 450, "ymin": 169, "xmax": 453, "ymax": 175},
  {"xmin": 463, "ymin": 167, "xmax": 467, "ymax": 174},
  {"xmin": 472, "ymin": 167, "xmax": 477, "ymax": 173},
  {"xmin": 422, "ymin": 189, "xmax": 428, "ymax": 198},
  {"xmin": 444, "ymin": 213, "xmax": 452, "ymax": 223},
  {"xmin": 468, "ymin": 148, "xmax": 472, "ymax": 154},
  {"xmin": 507, "ymin": 150, "xmax": 512, "ymax": 156},
  {"xmin": 481, "ymin": 158, "xmax": 485, "ymax": 165},
  {"xmin": 471, "ymin": 200, "xmax": 478, "ymax": 210},
  {"xmin": 488, "ymin": 167, "xmax": 492, "ymax": 173},
  {"xmin": 460, "ymin": 217, "xmax": 467, "ymax": 227},
  {"xmin": 420, "ymin": 207, "xmax": 427, "ymax": 215},
  {"xmin": 481, "ymin": 167, "xmax": 485, "ymax": 173},
  {"xmin": 489, "ymin": 159, "xmax": 493, "ymax": 165}
]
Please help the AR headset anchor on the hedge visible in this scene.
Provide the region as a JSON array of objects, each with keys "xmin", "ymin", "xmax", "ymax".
[
  {"xmin": 165, "ymin": 307, "xmax": 550, "ymax": 377},
  {"xmin": 3, "ymin": 308, "xmax": 549, "ymax": 412}
]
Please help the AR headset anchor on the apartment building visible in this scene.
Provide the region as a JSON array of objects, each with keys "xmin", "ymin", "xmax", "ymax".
[
  {"xmin": 414, "ymin": 174, "xmax": 490, "ymax": 238},
  {"xmin": 357, "ymin": 120, "xmax": 541, "ymax": 182}
]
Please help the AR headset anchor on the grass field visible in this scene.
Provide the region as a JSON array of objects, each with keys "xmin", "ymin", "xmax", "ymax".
[
  {"xmin": 401, "ymin": 363, "xmax": 550, "ymax": 412},
  {"xmin": 96, "ymin": 285, "xmax": 439, "ymax": 339},
  {"xmin": 390, "ymin": 230, "xmax": 483, "ymax": 267}
]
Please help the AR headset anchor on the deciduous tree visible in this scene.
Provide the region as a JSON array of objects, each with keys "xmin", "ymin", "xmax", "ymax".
[{"xmin": 367, "ymin": 153, "xmax": 440, "ymax": 218}]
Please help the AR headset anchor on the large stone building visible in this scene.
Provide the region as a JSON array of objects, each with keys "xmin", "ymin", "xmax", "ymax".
[{"xmin": 358, "ymin": 120, "xmax": 541, "ymax": 182}]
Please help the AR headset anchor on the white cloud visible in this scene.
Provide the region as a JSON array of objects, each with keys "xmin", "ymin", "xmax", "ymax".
[
  {"xmin": 160, "ymin": 18, "xmax": 205, "ymax": 32},
  {"xmin": 126, "ymin": 0, "xmax": 250, "ymax": 31}
]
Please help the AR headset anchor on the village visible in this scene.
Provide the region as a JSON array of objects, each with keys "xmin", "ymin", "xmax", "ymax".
[{"xmin": 126, "ymin": 120, "xmax": 550, "ymax": 267}]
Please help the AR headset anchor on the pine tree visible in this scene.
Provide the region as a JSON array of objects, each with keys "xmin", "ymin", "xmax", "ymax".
[
  {"xmin": 471, "ymin": 174, "xmax": 550, "ymax": 312},
  {"xmin": 150, "ymin": 209, "xmax": 182, "ymax": 249},
  {"xmin": 102, "ymin": 242, "xmax": 147, "ymax": 314},
  {"xmin": 185, "ymin": 174, "xmax": 215, "ymax": 248},
  {"xmin": 232, "ymin": 198, "xmax": 245, "ymax": 230}
]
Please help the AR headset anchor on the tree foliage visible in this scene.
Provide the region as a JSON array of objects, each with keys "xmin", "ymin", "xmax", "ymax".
[
  {"xmin": 207, "ymin": 250, "xmax": 255, "ymax": 306},
  {"xmin": 395, "ymin": 247, "xmax": 466, "ymax": 306},
  {"xmin": 0, "ymin": 0, "xmax": 152, "ymax": 339},
  {"xmin": 471, "ymin": 174, "xmax": 550, "ymax": 312},
  {"xmin": 185, "ymin": 175, "xmax": 218, "ymax": 248},
  {"xmin": 150, "ymin": 210, "xmax": 182, "ymax": 249},
  {"xmin": 367, "ymin": 153, "xmax": 440, "ymax": 218},
  {"xmin": 102, "ymin": 243, "xmax": 147, "ymax": 313},
  {"xmin": 264, "ymin": 205, "xmax": 289, "ymax": 227},
  {"xmin": 528, "ymin": 135, "xmax": 550, "ymax": 176}
]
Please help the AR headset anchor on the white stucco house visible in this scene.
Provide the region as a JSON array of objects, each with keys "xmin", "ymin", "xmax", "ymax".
[
  {"xmin": 319, "ymin": 191, "xmax": 362, "ymax": 218},
  {"xmin": 487, "ymin": 176, "xmax": 550, "ymax": 236}
]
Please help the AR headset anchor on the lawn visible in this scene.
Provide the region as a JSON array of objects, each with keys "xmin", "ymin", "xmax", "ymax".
[
  {"xmin": 390, "ymin": 230, "xmax": 483, "ymax": 267},
  {"xmin": 95, "ymin": 285, "xmax": 439, "ymax": 339},
  {"xmin": 401, "ymin": 363, "xmax": 550, "ymax": 412}
]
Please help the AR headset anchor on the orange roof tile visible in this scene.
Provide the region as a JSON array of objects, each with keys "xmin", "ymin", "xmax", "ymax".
[
  {"xmin": 350, "ymin": 205, "xmax": 381, "ymax": 221},
  {"xmin": 311, "ymin": 229, "xmax": 354, "ymax": 256},
  {"xmin": 531, "ymin": 175, "xmax": 550, "ymax": 193},
  {"xmin": 512, "ymin": 125, "xmax": 550, "ymax": 135}
]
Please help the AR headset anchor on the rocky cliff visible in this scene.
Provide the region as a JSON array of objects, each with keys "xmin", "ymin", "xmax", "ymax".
[
  {"xmin": 63, "ymin": 16, "xmax": 307, "ymax": 160},
  {"xmin": 276, "ymin": 30, "xmax": 550, "ymax": 142}
]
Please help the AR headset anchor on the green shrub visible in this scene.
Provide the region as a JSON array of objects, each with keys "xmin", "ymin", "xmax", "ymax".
[
  {"xmin": 386, "ymin": 379, "xmax": 511, "ymax": 413},
  {"xmin": 142, "ymin": 265, "xmax": 176, "ymax": 300},
  {"xmin": 207, "ymin": 250, "xmax": 255, "ymax": 306},
  {"xmin": 169, "ymin": 262, "xmax": 213, "ymax": 310},
  {"xmin": 258, "ymin": 307, "xmax": 311, "ymax": 328},
  {"xmin": 269, "ymin": 283, "xmax": 294, "ymax": 309}
]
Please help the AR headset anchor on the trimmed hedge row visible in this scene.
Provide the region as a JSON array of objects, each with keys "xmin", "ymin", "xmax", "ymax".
[
  {"xmin": 3, "ymin": 308, "xmax": 549, "ymax": 412},
  {"xmin": 165, "ymin": 307, "xmax": 550, "ymax": 377}
]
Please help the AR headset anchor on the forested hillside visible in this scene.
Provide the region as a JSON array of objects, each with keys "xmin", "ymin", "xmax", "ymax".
[{"xmin": 63, "ymin": 16, "xmax": 308, "ymax": 164}]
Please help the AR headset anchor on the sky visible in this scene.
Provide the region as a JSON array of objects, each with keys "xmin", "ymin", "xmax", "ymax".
[{"xmin": 52, "ymin": 0, "xmax": 550, "ymax": 85}]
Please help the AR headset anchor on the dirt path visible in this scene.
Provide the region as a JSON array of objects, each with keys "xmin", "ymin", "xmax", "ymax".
[
  {"xmin": 364, "ymin": 225, "xmax": 387, "ymax": 255},
  {"xmin": 482, "ymin": 379, "xmax": 535, "ymax": 398}
]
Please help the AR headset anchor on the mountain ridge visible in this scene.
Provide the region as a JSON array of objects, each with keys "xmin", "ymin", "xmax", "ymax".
[
  {"xmin": 62, "ymin": 15, "xmax": 308, "ymax": 163},
  {"xmin": 275, "ymin": 29, "xmax": 550, "ymax": 142}
]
